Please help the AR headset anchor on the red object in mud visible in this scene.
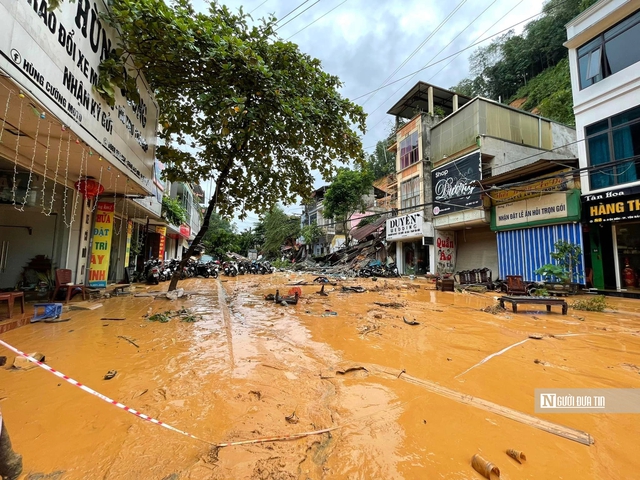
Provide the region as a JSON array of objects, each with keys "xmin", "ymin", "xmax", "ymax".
[
  {"xmin": 74, "ymin": 178, "xmax": 104, "ymax": 198},
  {"xmin": 623, "ymin": 258, "xmax": 636, "ymax": 287},
  {"xmin": 288, "ymin": 287, "xmax": 302, "ymax": 298}
]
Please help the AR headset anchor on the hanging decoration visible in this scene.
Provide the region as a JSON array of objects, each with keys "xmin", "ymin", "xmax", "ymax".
[
  {"xmin": 46, "ymin": 127, "xmax": 65, "ymax": 216},
  {"xmin": 74, "ymin": 177, "xmax": 104, "ymax": 199},
  {"xmin": 66, "ymin": 148, "xmax": 85, "ymax": 228},
  {"xmin": 61, "ymin": 132, "xmax": 72, "ymax": 226},
  {"xmin": 15, "ymin": 114, "xmax": 42, "ymax": 211},
  {"xmin": 89, "ymin": 166, "xmax": 104, "ymax": 213},
  {"xmin": 114, "ymin": 179, "xmax": 129, "ymax": 236},
  {"xmin": 0, "ymin": 90, "xmax": 12, "ymax": 145},
  {"xmin": 10, "ymin": 98, "xmax": 24, "ymax": 207},
  {"xmin": 40, "ymin": 122, "xmax": 52, "ymax": 214}
]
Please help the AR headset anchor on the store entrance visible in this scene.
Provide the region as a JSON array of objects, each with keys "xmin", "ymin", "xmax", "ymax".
[
  {"xmin": 402, "ymin": 241, "xmax": 430, "ymax": 275},
  {"xmin": 616, "ymin": 221, "xmax": 640, "ymax": 290}
]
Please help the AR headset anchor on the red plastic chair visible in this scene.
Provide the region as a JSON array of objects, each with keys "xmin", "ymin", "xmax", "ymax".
[{"xmin": 51, "ymin": 269, "xmax": 86, "ymax": 303}]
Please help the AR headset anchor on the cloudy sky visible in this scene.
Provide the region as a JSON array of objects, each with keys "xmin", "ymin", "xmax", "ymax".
[{"xmin": 193, "ymin": 0, "xmax": 548, "ymax": 229}]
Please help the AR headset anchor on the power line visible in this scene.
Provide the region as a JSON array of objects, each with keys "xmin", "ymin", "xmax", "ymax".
[
  {"xmin": 365, "ymin": 0, "xmax": 500, "ymax": 122},
  {"xmin": 277, "ymin": 0, "xmax": 313, "ymax": 23},
  {"xmin": 361, "ymin": 0, "xmax": 469, "ymax": 106},
  {"xmin": 276, "ymin": 1, "xmax": 322, "ymax": 31},
  {"xmin": 249, "ymin": 0, "xmax": 269, "ymax": 15},
  {"xmin": 287, "ymin": 0, "xmax": 348, "ymax": 40}
]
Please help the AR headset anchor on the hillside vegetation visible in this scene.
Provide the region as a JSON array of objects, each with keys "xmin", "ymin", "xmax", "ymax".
[{"xmin": 451, "ymin": 0, "xmax": 598, "ymax": 125}]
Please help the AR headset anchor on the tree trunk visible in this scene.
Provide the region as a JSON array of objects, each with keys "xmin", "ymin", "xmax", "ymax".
[{"xmin": 0, "ymin": 419, "xmax": 22, "ymax": 480}]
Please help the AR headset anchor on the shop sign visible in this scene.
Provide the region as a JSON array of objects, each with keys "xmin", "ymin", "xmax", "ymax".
[
  {"xmin": 387, "ymin": 212, "xmax": 425, "ymax": 241},
  {"xmin": 89, "ymin": 201, "xmax": 114, "ymax": 288},
  {"xmin": 156, "ymin": 226, "xmax": 167, "ymax": 260},
  {"xmin": 436, "ymin": 231, "xmax": 456, "ymax": 274},
  {"xmin": 495, "ymin": 192, "xmax": 569, "ymax": 228},
  {"xmin": 432, "ymin": 151, "xmax": 482, "ymax": 216},
  {"xmin": 583, "ymin": 185, "xmax": 640, "ymax": 223},
  {"xmin": 0, "ymin": 0, "xmax": 158, "ymax": 192},
  {"xmin": 179, "ymin": 224, "xmax": 191, "ymax": 238},
  {"xmin": 491, "ymin": 170, "xmax": 578, "ymax": 204},
  {"xmin": 124, "ymin": 220, "xmax": 133, "ymax": 267}
]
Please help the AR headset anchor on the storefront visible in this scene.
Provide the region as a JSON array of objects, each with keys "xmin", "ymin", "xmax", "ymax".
[
  {"xmin": 386, "ymin": 211, "xmax": 434, "ymax": 275},
  {"xmin": 493, "ymin": 190, "xmax": 584, "ymax": 282},
  {"xmin": 583, "ymin": 185, "xmax": 640, "ymax": 291}
]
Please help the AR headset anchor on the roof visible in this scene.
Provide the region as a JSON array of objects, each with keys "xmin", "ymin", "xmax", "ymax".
[
  {"xmin": 387, "ymin": 81, "xmax": 473, "ymax": 119},
  {"xmin": 351, "ymin": 217, "xmax": 386, "ymax": 242}
]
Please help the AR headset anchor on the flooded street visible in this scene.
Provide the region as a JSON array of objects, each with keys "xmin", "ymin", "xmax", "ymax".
[{"xmin": 2, "ymin": 274, "xmax": 640, "ymax": 479}]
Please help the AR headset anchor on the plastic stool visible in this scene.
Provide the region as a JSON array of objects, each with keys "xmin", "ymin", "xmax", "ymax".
[{"xmin": 32, "ymin": 303, "xmax": 63, "ymax": 322}]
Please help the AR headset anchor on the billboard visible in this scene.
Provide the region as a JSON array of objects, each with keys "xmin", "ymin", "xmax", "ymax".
[{"xmin": 432, "ymin": 151, "xmax": 482, "ymax": 217}]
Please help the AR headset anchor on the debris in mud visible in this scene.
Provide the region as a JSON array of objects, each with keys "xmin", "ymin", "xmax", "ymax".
[
  {"xmin": 285, "ymin": 410, "xmax": 299, "ymax": 424},
  {"xmin": 335, "ymin": 365, "xmax": 369, "ymax": 377},
  {"xmin": 248, "ymin": 390, "xmax": 262, "ymax": 401},
  {"xmin": 117, "ymin": 335, "xmax": 139, "ymax": 348},
  {"xmin": 471, "ymin": 453, "xmax": 501, "ymax": 479},
  {"xmin": 528, "ymin": 334, "xmax": 545, "ymax": 340},
  {"xmin": 287, "ymin": 287, "xmax": 303, "ymax": 298},
  {"xmin": 358, "ymin": 322, "xmax": 380, "ymax": 337},
  {"xmin": 0, "ymin": 356, "xmax": 6, "ymax": 366},
  {"xmin": 148, "ymin": 312, "xmax": 172, "ymax": 323},
  {"xmin": 316, "ymin": 284, "xmax": 329, "ymax": 296},
  {"xmin": 101, "ymin": 317, "xmax": 126, "ymax": 321},
  {"xmin": 204, "ymin": 446, "xmax": 219, "ymax": 464},
  {"xmin": 447, "ymin": 358, "xmax": 452, "ymax": 361},
  {"xmin": 12, "ymin": 353, "xmax": 44, "ymax": 370},
  {"xmin": 321, "ymin": 310, "xmax": 338, "ymax": 317},
  {"xmin": 160, "ymin": 473, "xmax": 180, "ymax": 480},
  {"xmin": 373, "ymin": 301, "xmax": 404, "ymax": 308},
  {"xmin": 25, "ymin": 471, "xmax": 65, "ymax": 480},
  {"xmin": 342, "ymin": 286, "xmax": 366, "ymax": 293},
  {"xmin": 403, "ymin": 317, "xmax": 420, "ymax": 326},
  {"xmin": 621, "ymin": 363, "xmax": 640, "ymax": 373},
  {"xmin": 103, "ymin": 370, "xmax": 117, "ymax": 380},
  {"xmin": 482, "ymin": 303, "xmax": 506, "ymax": 315},
  {"xmin": 147, "ymin": 309, "xmax": 201, "ymax": 323},
  {"xmin": 506, "ymin": 449, "xmax": 527, "ymax": 464},
  {"xmin": 533, "ymin": 359, "xmax": 550, "ymax": 366},
  {"xmin": 165, "ymin": 289, "xmax": 185, "ymax": 301}
]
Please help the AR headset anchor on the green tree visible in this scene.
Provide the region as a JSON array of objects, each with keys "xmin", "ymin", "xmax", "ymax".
[
  {"xmin": 300, "ymin": 223, "xmax": 323, "ymax": 257},
  {"xmin": 323, "ymin": 168, "xmax": 373, "ymax": 247},
  {"xmin": 95, "ymin": 0, "xmax": 365, "ymax": 290},
  {"xmin": 236, "ymin": 229, "xmax": 257, "ymax": 257},
  {"xmin": 367, "ymin": 140, "xmax": 395, "ymax": 179},
  {"xmin": 262, "ymin": 206, "xmax": 301, "ymax": 259},
  {"xmin": 161, "ymin": 195, "xmax": 187, "ymax": 226},
  {"xmin": 202, "ymin": 213, "xmax": 239, "ymax": 259}
]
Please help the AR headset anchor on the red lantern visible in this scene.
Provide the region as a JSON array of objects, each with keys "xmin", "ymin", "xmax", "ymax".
[{"xmin": 74, "ymin": 178, "xmax": 104, "ymax": 199}]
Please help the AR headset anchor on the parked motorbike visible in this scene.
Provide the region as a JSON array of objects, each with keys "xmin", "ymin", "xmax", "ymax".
[{"xmin": 143, "ymin": 259, "xmax": 160, "ymax": 285}]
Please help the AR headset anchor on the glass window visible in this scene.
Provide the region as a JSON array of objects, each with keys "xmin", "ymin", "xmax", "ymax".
[
  {"xmin": 586, "ymin": 106, "xmax": 640, "ymax": 190},
  {"xmin": 577, "ymin": 10, "xmax": 640, "ymax": 89},
  {"xmin": 401, "ymin": 176, "xmax": 420, "ymax": 210},
  {"xmin": 400, "ymin": 131, "xmax": 419, "ymax": 169}
]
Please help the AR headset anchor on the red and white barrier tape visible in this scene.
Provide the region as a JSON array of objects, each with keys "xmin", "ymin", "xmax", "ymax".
[{"xmin": 0, "ymin": 339, "xmax": 337, "ymax": 448}]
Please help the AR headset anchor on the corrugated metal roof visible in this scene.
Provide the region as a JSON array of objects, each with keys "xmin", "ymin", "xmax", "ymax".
[{"xmin": 351, "ymin": 217, "xmax": 386, "ymax": 242}]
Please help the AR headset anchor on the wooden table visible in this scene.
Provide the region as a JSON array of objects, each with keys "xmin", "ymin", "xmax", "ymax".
[
  {"xmin": 499, "ymin": 295, "xmax": 567, "ymax": 315},
  {"xmin": 0, "ymin": 291, "xmax": 25, "ymax": 318},
  {"xmin": 436, "ymin": 278, "xmax": 455, "ymax": 292}
]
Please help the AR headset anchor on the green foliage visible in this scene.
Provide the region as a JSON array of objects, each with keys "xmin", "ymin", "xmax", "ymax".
[
  {"xmin": 535, "ymin": 240, "xmax": 583, "ymax": 284},
  {"xmin": 571, "ymin": 295, "xmax": 608, "ymax": 312},
  {"xmin": 451, "ymin": 0, "xmax": 599, "ymax": 117},
  {"xmin": 366, "ymin": 140, "xmax": 395, "ymax": 179},
  {"xmin": 202, "ymin": 212, "xmax": 239, "ymax": 259},
  {"xmin": 301, "ymin": 223, "xmax": 323, "ymax": 246},
  {"xmin": 99, "ymin": 0, "xmax": 366, "ymax": 219},
  {"xmin": 531, "ymin": 287, "xmax": 550, "ymax": 297},
  {"xmin": 356, "ymin": 214, "xmax": 380, "ymax": 228},
  {"xmin": 323, "ymin": 168, "xmax": 373, "ymax": 246},
  {"xmin": 271, "ymin": 259, "xmax": 292, "ymax": 269},
  {"xmin": 161, "ymin": 195, "xmax": 187, "ymax": 226},
  {"xmin": 148, "ymin": 311, "xmax": 172, "ymax": 323},
  {"xmin": 513, "ymin": 59, "xmax": 575, "ymax": 125},
  {"xmin": 262, "ymin": 206, "xmax": 301, "ymax": 258}
]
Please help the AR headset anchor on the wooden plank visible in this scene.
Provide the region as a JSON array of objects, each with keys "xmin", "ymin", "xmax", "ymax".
[{"xmin": 364, "ymin": 363, "xmax": 594, "ymax": 446}]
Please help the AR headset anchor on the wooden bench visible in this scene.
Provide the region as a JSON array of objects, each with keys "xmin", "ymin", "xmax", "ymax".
[
  {"xmin": 0, "ymin": 291, "xmax": 25, "ymax": 318},
  {"xmin": 112, "ymin": 284, "xmax": 131, "ymax": 296},
  {"xmin": 499, "ymin": 295, "xmax": 567, "ymax": 315},
  {"xmin": 436, "ymin": 278, "xmax": 455, "ymax": 292}
]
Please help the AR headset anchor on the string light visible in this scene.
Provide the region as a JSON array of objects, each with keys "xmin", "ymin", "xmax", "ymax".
[
  {"xmin": 0, "ymin": 91, "xmax": 12, "ymax": 144},
  {"xmin": 40, "ymin": 122, "xmax": 52, "ymax": 214},
  {"xmin": 89, "ymin": 165, "xmax": 104, "ymax": 214},
  {"xmin": 10, "ymin": 98, "xmax": 24, "ymax": 207},
  {"xmin": 61, "ymin": 133, "xmax": 73, "ymax": 226},
  {"xmin": 66, "ymin": 148, "xmax": 85, "ymax": 228},
  {"xmin": 16, "ymin": 115, "xmax": 42, "ymax": 211},
  {"xmin": 47, "ymin": 127, "xmax": 64, "ymax": 216}
]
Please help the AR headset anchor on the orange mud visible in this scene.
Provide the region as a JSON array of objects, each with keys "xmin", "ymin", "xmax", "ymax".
[{"xmin": 1, "ymin": 274, "xmax": 640, "ymax": 479}]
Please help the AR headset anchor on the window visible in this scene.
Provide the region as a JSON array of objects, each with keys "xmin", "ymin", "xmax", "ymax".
[
  {"xmin": 401, "ymin": 176, "xmax": 420, "ymax": 210},
  {"xmin": 400, "ymin": 131, "xmax": 419, "ymax": 169},
  {"xmin": 578, "ymin": 10, "xmax": 640, "ymax": 89},
  {"xmin": 587, "ymin": 105, "xmax": 640, "ymax": 190}
]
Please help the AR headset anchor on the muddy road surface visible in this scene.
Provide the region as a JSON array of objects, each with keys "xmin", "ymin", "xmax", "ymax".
[{"xmin": 1, "ymin": 274, "xmax": 640, "ymax": 479}]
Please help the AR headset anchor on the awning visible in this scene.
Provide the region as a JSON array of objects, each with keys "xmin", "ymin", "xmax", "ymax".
[{"xmin": 351, "ymin": 217, "xmax": 386, "ymax": 242}]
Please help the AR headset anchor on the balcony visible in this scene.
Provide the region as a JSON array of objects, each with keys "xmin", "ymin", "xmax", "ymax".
[{"xmin": 430, "ymin": 98, "xmax": 553, "ymax": 162}]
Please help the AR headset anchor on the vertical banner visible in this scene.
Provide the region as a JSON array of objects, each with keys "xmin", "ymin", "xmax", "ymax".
[
  {"xmin": 89, "ymin": 202, "xmax": 115, "ymax": 288},
  {"xmin": 436, "ymin": 231, "xmax": 456, "ymax": 274},
  {"xmin": 124, "ymin": 220, "xmax": 133, "ymax": 267},
  {"xmin": 156, "ymin": 226, "xmax": 167, "ymax": 261}
]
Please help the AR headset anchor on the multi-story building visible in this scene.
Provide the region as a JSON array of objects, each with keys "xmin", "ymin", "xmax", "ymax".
[
  {"xmin": 0, "ymin": 0, "xmax": 161, "ymax": 293},
  {"xmin": 300, "ymin": 186, "xmax": 340, "ymax": 256},
  {"xmin": 566, "ymin": 0, "xmax": 640, "ymax": 291},
  {"xmin": 386, "ymin": 82, "xmax": 580, "ymax": 279}
]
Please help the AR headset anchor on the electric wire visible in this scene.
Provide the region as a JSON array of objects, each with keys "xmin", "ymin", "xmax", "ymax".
[
  {"xmin": 277, "ymin": 0, "xmax": 313, "ymax": 23},
  {"xmin": 276, "ymin": 1, "xmax": 322, "ymax": 31},
  {"xmin": 287, "ymin": 0, "xmax": 348, "ymax": 40},
  {"xmin": 361, "ymin": 0, "xmax": 469, "ymax": 106},
  {"xmin": 249, "ymin": 0, "xmax": 269, "ymax": 15}
]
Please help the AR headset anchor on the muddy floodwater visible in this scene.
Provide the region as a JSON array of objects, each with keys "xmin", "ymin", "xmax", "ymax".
[{"xmin": 2, "ymin": 274, "xmax": 640, "ymax": 479}]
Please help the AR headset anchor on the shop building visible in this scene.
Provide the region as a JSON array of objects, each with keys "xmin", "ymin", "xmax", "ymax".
[
  {"xmin": 385, "ymin": 82, "xmax": 472, "ymax": 275},
  {"xmin": 300, "ymin": 186, "xmax": 341, "ymax": 256},
  {"xmin": 566, "ymin": 0, "xmax": 640, "ymax": 291},
  {"xmin": 0, "ymin": 0, "xmax": 159, "ymax": 293},
  {"xmin": 429, "ymin": 98, "xmax": 578, "ymax": 279}
]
